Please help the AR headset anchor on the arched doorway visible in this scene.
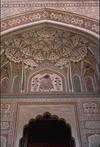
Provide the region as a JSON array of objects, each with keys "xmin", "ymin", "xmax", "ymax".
[{"xmin": 19, "ymin": 112, "xmax": 75, "ymax": 147}]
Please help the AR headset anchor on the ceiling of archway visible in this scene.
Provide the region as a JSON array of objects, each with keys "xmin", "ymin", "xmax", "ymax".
[{"xmin": 1, "ymin": 24, "xmax": 98, "ymax": 69}]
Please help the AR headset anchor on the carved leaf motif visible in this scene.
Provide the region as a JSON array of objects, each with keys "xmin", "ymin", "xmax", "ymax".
[{"xmin": 1, "ymin": 26, "xmax": 92, "ymax": 68}]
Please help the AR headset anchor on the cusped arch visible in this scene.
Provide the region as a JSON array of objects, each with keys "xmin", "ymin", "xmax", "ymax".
[
  {"xmin": 28, "ymin": 68, "xmax": 66, "ymax": 93},
  {"xmin": 19, "ymin": 112, "xmax": 76, "ymax": 147}
]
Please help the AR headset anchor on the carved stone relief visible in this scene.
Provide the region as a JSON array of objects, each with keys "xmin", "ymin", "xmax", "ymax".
[
  {"xmin": 1, "ymin": 122, "xmax": 10, "ymax": 130},
  {"xmin": 85, "ymin": 76, "xmax": 94, "ymax": 92},
  {"xmin": 1, "ymin": 104, "xmax": 11, "ymax": 114},
  {"xmin": 1, "ymin": 103, "xmax": 17, "ymax": 147},
  {"xmin": 83, "ymin": 103, "xmax": 99, "ymax": 114},
  {"xmin": 85, "ymin": 121, "xmax": 100, "ymax": 129},
  {"xmin": 1, "ymin": 26, "xmax": 90, "ymax": 69},
  {"xmin": 1, "ymin": 135, "xmax": 7, "ymax": 147},
  {"xmin": 88, "ymin": 134, "xmax": 100, "ymax": 147},
  {"xmin": 15, "ymin": 103, "xmax": 80, "ymax": 147},
  {"xmin": 1, "ymin": 20, "xmax": 99, "ymax": 94},
  {"xmin": 1, "ymin": 78, "xmax": 9, "ymax": 93},
  {"xmin": 1, "ymin": 9, "xmax": 99, "ymax": 35},
  {"xmin": 72, "ymin": 75, "xmax": 81, "ymax": 92},
  {"xmin": 30, "ymin": 72, "xmax": 63, "ymax": 92},
  {"xmin": 1, "ymin": 98, "xmax": 100, "ymax": 147}
]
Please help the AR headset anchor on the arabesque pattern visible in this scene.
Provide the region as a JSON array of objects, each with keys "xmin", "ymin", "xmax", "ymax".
[{"xmin": 1, "ymin": 26, "xmax": 92, "ymax": 69}]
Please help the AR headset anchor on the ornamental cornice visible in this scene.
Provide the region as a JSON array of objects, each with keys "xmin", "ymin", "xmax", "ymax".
[
  {"xmin": 1, "ymin": 93, "xmax": 100, "ymax": 99},
  {"xmin": 1, "ymin": 9, "xmax": 99, "ymax": 36},
  {"xmin": 1, "ymin": 0, "xmax": 99, "ymax": 8}
]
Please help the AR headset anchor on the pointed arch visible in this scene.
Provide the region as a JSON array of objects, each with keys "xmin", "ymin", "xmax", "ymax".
[
  {"xmin": 85, "ymin": 76, "xmax": 94, "ymax": 92},
  {"xmin": 0, "ymin": 77, "xmax": 9, "ymax": 93},
  {"xmin": 72, "ymin": 75, "xmax": 82, "ymax": 92},
  {"xmin": 12, "ymin": 76, "xmax": 21, "ymax": 93},
  {"xmin": 83, "ymin": 61, "xmax": 97, "ymax": 92}
]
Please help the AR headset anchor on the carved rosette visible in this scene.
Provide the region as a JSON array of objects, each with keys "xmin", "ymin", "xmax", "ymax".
[{"xmin": 1, "ymin": 26, "xmax": 92, "ymax": 69}]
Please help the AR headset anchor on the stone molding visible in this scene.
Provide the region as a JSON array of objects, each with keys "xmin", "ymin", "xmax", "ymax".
[
  {"xmin": 1, "ymin": 9, "xmax": 99, "ymax": 36},
  {"xmin": 1, "ymin": 0, "xmax": 99, "ymax": 8},
  {"xmin": 1, "ymin": 93, "xmax": 100, "ymax": 99}
]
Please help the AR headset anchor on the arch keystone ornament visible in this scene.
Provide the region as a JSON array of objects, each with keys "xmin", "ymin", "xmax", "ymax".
[{"xmin": 19, "ymin": 112, "xmax": 76, "ymax": 147}]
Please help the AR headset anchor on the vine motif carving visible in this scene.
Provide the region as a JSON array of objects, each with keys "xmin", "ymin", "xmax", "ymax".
[
  {"xmin": 1, "ymin": 26, "xmax": 92, "ymax": 69},
  {"xmin": 31, "ymin": 72, "xmax": 63, "ymax": 92},
  {"xmin": 1, "ymin": 9, "xmax": 99, "ymax": 34}
]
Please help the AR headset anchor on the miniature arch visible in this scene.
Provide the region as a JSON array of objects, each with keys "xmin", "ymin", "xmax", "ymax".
[
  {"xmin": 72, "ymin": 74, "xmax": 82, "ymax": 92},
  {"xmin": 28, "ymin": 68, "xmax": 67, "ymax": 93},
  {"xmin": 19, "ymin": 112, "xmax": 76, "ymax": 147},
  {"xmin": 83, "ymin": 61, "xmax": 97, "ymax": 92},
  {"xmin": 0, "ymin": 77, "xmax": 10, "ymax": 93}
]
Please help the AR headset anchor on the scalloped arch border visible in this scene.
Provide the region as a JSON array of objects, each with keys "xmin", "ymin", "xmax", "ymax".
[
  {"xmin": 1, "ymin": 8, "xmax": 99, "ymax": 38},
  {"xmin": 27, "ymin": 68, "xmax": 67, "ymax": 93}
]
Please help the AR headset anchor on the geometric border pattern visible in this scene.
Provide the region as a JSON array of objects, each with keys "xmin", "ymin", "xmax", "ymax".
[{"xmin": 1, "ymin": 8, "xmax": 99, "ymax": 35}]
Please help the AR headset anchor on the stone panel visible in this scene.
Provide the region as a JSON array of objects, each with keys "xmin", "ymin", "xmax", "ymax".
[{"xmin": 84, "ymin": 121, "xmax": 100, "ymax": 129}]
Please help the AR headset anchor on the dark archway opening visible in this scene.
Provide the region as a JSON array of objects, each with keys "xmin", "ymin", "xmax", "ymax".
[{"xmin": 19, "ymin": 112, "xmax": 76, "ymax": 147}]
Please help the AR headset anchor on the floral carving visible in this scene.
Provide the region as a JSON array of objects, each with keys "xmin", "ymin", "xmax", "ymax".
[
  {"xmin": 31, "ymin": 72, "xmax": 63, "ymax": 92},
  {"xmin": 1, "ymin": 26, "xmax": 91, "ymax": 68},
  {"xmin": 83, "ymin": 103, "xmax": 99, "ymax": 114},
  {"xmin": 1, "ymin": 9, "xmax": 99, "ymax": 35}
]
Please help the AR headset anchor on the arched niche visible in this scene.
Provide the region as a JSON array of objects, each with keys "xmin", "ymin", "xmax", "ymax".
[
  {"xmin": 83, "ymin": 62, "xmax": 97, "ymax": 92},
  {"xmin": 28, "ymin": 69, "xmax": 66, "ymax": 93},
  {"xmin": 12, "ymin": 76, "xmax": 21, "ymax": 93},
  {"xmin": 19, "ymin": 112, "xmax": 75, "ymax": 147},
  {"xmin": 1, "ymin": 8, "xmax": 99, "ymax": 40},
  {"xmin": 0, "ymin": 77, "xmax": 9, "ymax": 93},
  {"xmin": 85, "ymin": 76, "xmax": 94, "ymax": 92},
  {"xmin": 72, "ymin": 75, "xmax": 81, "ymax": 92}
]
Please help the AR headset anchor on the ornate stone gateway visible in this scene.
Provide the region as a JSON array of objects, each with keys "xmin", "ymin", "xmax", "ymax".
[{"xmin": 19, "ymin": 112, "xmax": 75, "ymax": 147}]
